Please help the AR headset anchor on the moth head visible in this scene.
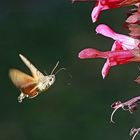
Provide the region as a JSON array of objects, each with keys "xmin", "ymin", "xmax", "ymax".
[
  {"xmin": 47, "ymin": 75, "xmax": 55, "ymax": 86},
  {"xmin": 43, "ymin": 61, "xmax": 66, "ymax": 88}
]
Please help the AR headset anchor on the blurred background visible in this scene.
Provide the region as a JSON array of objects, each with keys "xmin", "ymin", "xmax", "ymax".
[{"xmin": 0, "ymin": 0, "xmax": 140, "ymax": 140}]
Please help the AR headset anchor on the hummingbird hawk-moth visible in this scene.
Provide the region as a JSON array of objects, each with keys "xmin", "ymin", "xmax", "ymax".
[{"xmin": 9, "ymin": 54, "xmax": 62, "ymax": 103}]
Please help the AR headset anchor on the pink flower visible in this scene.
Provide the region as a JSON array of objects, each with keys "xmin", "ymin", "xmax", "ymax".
[
  {"xmin": 91, "ymin": 0, "xmax": 124, "ymax": 22},
  {"xmin": 72, "ymin": 0, "xmax": 140, "ymax": 22},
  {"xmin": 96, "ymin": 24, "xmax": 140, "ymax": 50},
  {"xmin": 95, "ymin": 24, "xmax": 140, "ymax": 78},
  {"xmin": 79, "ymin": 48, "xmax": 140, "ymax": 78}
]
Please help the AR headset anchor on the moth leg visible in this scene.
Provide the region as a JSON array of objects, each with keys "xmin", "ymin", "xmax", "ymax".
[
  {"xmin": 17, "ymin": 92, "xmax": 28, "ymax": 103},
  {"xmin": 29, "ymin": 92, "xmax": 38, "ymax": 99}
]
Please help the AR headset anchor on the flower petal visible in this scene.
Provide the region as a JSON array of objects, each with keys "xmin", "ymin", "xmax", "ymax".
[
  {"xmin": 102, "ymin": 60, "xmax": 111, "ymax": 79},
  {"xmin": 96, "ymin": 24, "xmax": 140, "ymax": 49}
]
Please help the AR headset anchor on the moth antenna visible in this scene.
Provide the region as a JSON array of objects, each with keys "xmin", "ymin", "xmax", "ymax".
[
  {"xmin": 110, "ymin": 105, "xmax": 122, "ymax": 123},
  {"xmin": 132, "ymin": 131, "xmax": 138, "ymax": 140},
  {"xmin": 51, "ymin": 61, "xmax": 72, "ymax": 82},
  {"xmin": 51, "ymin": 61, "xmax": 59, "ymax": 75},
  {"xmin": 55, "ymin": 68, "xmax": 66, "ymax": 75}
]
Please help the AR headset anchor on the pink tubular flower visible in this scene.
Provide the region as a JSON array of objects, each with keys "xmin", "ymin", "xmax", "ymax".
[
  {"xmin": 93, "ymin": 0, "xmax": 140, "ymax": 22},
  {"xmin": 96, "ymin": 24, "xmax": 140, "ymax": 50},
  {"xmin": 91, "ymin": 0, "xmax": 124, "ymax": 23},
  {"xmin": 72, "ymin": 0, "xmax": 140, "ymax": 22},
  {"xmin": 79, "ymin": 24, "xmax": 140, "ymax": 78},
  {"xmin": 79, "ymin": 48, "xmax": 140, "ymax": 78},
  {"xmin": 95, "ymin": 24, "xmax": 140, "ymax": 78}
]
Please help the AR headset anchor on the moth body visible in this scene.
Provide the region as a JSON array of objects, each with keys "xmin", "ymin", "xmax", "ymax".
[
  {"xmin": 9, "ymin": 54, "xmax": 58, "ymax": 103},
  {"xmin": 37, "ymin": 75, "xmax": 55, "ymax": 92}
]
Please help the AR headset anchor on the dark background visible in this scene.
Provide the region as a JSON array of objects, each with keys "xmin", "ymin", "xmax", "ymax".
[{"xmin": 0, "ymin": 1, "xmax": 140, "ymax": 140}]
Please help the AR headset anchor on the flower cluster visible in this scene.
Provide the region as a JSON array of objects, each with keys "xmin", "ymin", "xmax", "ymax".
[
  {"xmin": 79, "ymin": 24, "xmax": 140, "ymax": 78},
  {"xmin": 73, "ymin": 0, "xmax": 140, "ymax": 23},
  {"xmin": 73, "ymin": 0, "xmax": 140, "ymax": 140},
  {"xmin": 73, "ymin": 0, "xmax": 140, "ymax": 78}
]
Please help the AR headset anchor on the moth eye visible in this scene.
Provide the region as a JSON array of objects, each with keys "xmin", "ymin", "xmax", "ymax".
[{"xmin": 49, "ymin": 78, "xmax": 53, "ymax": 82}]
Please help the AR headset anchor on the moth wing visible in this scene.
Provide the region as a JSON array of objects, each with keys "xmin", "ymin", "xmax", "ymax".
[
  {"xmin": 19, "ymin": 54, "xmax": 44, "ymax": 79},
  {"xmin": 9, "ymin": 69, "xmax": 38, "ymax": 89}
]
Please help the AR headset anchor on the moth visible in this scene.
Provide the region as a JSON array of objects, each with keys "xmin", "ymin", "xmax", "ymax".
[{"xmin": 9, "ymin": 54, "xmax": 62, "ymax": 103}]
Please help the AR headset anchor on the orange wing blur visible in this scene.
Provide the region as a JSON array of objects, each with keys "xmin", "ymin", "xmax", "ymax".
[
  {"xmin": 9, "ymin": 69, "xmax": 38, "ymax": 89},
  {"xmin": 9, "ymin": 69, "xmax": 39, "ymax": 97}
]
